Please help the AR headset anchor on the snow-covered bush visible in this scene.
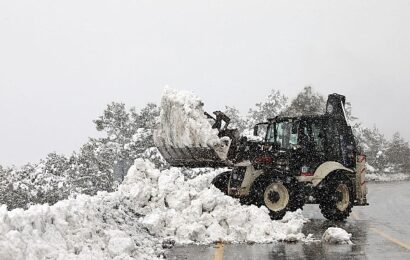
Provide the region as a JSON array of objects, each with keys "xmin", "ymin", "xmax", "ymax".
[{"xmin": 0, "ymin": 153, "xmax": 74, "ymax": 209}]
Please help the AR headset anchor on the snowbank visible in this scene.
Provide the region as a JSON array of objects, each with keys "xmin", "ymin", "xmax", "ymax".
[
  {"xmin": 0, "ymin": 158, "xmax": 309, "ymax": 259},
  {"xmin": 366, "ymin": 173, "xmax": 409, "ymax": 182},
  {"xmin": 0, "ymin": 190, "xmax": 161, "ymax": 259},
  {"xmin": 322, "ymin": 227, "xmax": 352, "ymax": 245},
  {"xmin": 122, "ymin": 159, "xmax": 308, "ymax": 244},
  {"xmin": 365, "ymin": 163, "xmax": 409, "ymax": 182}
]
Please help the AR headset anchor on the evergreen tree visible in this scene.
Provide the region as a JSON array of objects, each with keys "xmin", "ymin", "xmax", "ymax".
[
  {"xmin": 361, "ymin": 127, "xmax": 388, "ymax": 171},
  {"xmin": 81, "ymin": 102, "xmax": 161, "ymax": 186},
  {"xmin": 248, "ymin": 89, "xmax": 288, "ymax": 125},
  {"xmin": 385, "ymin": 132, "xmax": 410, "ymax": 172},
  {"xmin": 70, "ymin": 142, "xmax": 115, "ymax": 195},
  {"xmin": 282, "ymin": 86, "xmax": 326, "ymax": 116},
  {"xmin": 94, "ymin": 102, "xmax": 133, "ymax": 140},
  {"xmin": 223, "ymin": 106, "xmax": 249, "ymax": 133},
  {"xmin": 132, "ymin": 103, "xmax": 160, "ymax": 149},
  {"xmin": 44, "ymin": 152, "xmax": 70, "ymax": 176},
  {"xmin": 135, "ymin": 103, "xmax": 160, "ymax": 130},
  {"xmin": 0, "ymin": 164, "xmax": 34, "ymax": 209}
]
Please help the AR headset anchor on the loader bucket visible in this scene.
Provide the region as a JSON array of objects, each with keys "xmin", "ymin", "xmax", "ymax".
[
  {"xmin": 153, "ymin": 87, "xmax": 233, "ymax": 168},
  {"xmin": 155, "ymin": 143, "xmax": 232, "ymax": 168}
]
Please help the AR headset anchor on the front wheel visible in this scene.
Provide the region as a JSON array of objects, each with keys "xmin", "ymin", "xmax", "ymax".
[
  {"xmin": 253, "ymin": 177, "xmax": 301, "ymax": 220},
  {"xmin": 318, "ymin": 174, "xmax": 353, "ymax": 221}
]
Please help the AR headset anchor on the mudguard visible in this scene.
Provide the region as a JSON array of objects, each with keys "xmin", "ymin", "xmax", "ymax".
[{"xmin": 311, "ymin": 161, "xmax": 354, "ymax": 186}]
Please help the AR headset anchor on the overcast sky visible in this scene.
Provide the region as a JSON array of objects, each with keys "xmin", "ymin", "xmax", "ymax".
[{"xmin": 1, "ymin": 0, "xmax": 410, "ymax": 166}]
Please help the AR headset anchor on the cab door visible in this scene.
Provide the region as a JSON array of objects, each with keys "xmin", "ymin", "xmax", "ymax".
[
  {"xmin": 296, "ymin": 119, "xmax": 326, "ymax": 174},
  {"xmin": 310, "ymin": 119, "xmax": 327, "ymax": 163}
]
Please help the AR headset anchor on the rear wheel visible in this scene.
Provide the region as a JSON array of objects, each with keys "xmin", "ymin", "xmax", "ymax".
[
  {"xmin": 253, "ymin": 177, "xmax": 302, "ymax": 220},
  {"xmin": 211, "ymin": 171, "xmax": 231, "ymax": 195},
  {"xmin": 318, "ymin": 174, "xmax": 353, "ymax": 221}
]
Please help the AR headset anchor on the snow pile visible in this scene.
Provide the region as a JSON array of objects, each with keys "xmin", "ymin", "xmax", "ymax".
[
  {"xmin": 322, "ymin": 227, "xmax": 353, "ymax": 245},
  {"xmin": 138, "ymin": 147, "xmax": 170, "ymax": 170},
  {"xmin": 0, "ymin": 194, "xmax": 161, "ymax": 259},
  {"xmin": 0, "ymin": 158, "xmax": 309, "ymax": 259},
  {"xmin": 124, "ymin": 159, "xmax": 308, "ymax": 244},
  {"xmin": 153, "ymin": 87, "xmax": 230, "ymax": 159}
]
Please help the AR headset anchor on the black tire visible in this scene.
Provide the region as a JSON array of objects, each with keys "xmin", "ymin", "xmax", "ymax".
[
  {"xmin": 211, "ymin": 171, "xmax": 231, "ymax": 195},
  {"xmin": 252, "ymin": 176, "xmax": 303, "ymax": 220},
  {"xmin": 289, "ymin": 183, "xmax": 305, "ymax": 212},
  {"xmin": 318, "ymin": 173, "xmax": 353, "ymax": 221}
]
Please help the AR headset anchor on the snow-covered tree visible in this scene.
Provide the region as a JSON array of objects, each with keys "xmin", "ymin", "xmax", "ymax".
[
  {"xmin": 43, "ymin": 152, "xmax": 70, "ymax": 176},
  {"xmin": 94, "ymin": 102, "xmax": 133, "ymax": 140},
  {"xmin": 360, "ymin": 127, "xmax": 388, "ymax": 171},
  {"xmin": 223, "ymin": 106, "xmax": 249, "ymax": 133},
  {"xmin": 0, "ymin": 165, "xmax": 32, "ymax": 209},
  {"xmin": 248, "ymin": 89, "xmax": 288, "ymax": 125},
  {"xmin": 135, "ymin": 103, "xmax": 159, "ymax": 129},
  {"xmin": 132, "ymin": 102, "xmax": 160, "ymax": 149},
  {"xmin": 0, "ymin": 153, "xmax": 74, "ymax": 209},
  {"xmin": 385, "ymin": 132, "xmax": 410, "ymax": 173},
  {"xmin": 85, "ymin": 102, "xmax": 161, "ymax": 184},
  {"xmin": 69, "ymin": 142, "xmax": 115, "ymax": 195},
  {"xmin": 282, "ymin": 86, "xmax": 326, "ymax": 116}
]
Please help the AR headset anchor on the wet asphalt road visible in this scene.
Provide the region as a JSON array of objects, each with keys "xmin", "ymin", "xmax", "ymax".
[{"xmin": 166, "ymin": 181, "xmax": 410, "ymax": 260}]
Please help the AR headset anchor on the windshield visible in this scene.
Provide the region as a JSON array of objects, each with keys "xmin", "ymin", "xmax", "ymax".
[{"xmin": 266, "ymin": 121, "xmax": 298, "ymax": 149}]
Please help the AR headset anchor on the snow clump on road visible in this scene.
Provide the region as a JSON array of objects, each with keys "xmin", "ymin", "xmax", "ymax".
[
  {"xmin": 0, "ymin": 158, "xmax": 309, "ymax": 259},
  {"xmin": 322, "ymin": 227, "xmax": 353, "ymax": 245}
]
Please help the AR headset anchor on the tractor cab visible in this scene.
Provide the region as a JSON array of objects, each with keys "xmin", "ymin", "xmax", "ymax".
[{"xmin": 252, "ymin": 113, "xmax": 357, "ymax": 175}]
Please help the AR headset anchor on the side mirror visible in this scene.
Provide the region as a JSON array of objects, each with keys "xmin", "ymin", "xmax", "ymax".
[{"xmin": 253, "ymin": 125, "xmax": 258, "ymax": 136}]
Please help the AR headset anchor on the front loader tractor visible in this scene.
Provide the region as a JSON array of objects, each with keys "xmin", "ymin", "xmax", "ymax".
[{"xmin": 154, "ymin": 92, "xmax": 368, "ymax": 220}]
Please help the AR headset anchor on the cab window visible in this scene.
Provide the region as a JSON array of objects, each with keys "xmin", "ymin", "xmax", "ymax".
[
  {"xmin": 311, "ymin": 122, "xmax": 325, "ymax": 153},
  {"xmin": 270, "ymin": 121, "xmax": 298, "ymax": 149}
]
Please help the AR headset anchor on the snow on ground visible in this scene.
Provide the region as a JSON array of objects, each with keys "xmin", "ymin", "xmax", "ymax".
[
  {"xmin": 0, "ymin": 158, "xmax": 309, "ymax": 260},
  {"xmin": 366, "ymin": 173, "xmax": 409, "ymax": 182},
  {"xmin": 322, "ymin": 227, "xmax": 353, "ymax": 245},
  {"xmin": 123, "ymin": 159, "xmax": 308, "ymax": 244},
  {"xmin": 365, "ymin": 163, "xmax": 409, "ymax": 182}
]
